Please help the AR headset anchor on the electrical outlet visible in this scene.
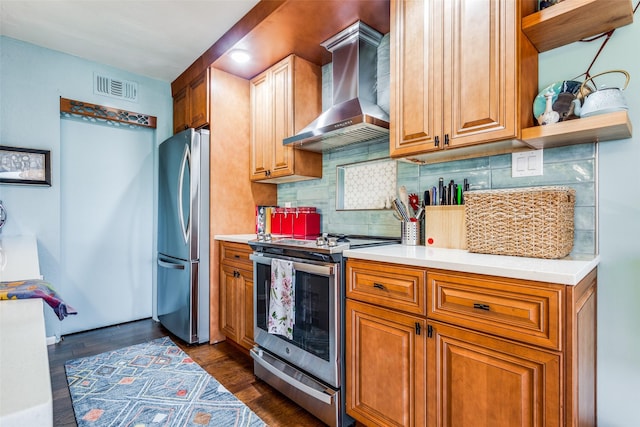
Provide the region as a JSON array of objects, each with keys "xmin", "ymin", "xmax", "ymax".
[{"xmin": 512, "ymin": 149, "xmax": 543, "ymax": 177}]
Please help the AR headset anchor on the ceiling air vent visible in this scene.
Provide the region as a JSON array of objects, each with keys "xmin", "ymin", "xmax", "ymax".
[{"xmin": 94, "ymin": 73, "xmax": 138, "ymax": 102}]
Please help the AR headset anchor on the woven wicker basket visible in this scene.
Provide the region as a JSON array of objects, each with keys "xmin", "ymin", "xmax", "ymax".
[{"xmin": 464, "ymin": 186, "xmax": 575, "ymax": 259}]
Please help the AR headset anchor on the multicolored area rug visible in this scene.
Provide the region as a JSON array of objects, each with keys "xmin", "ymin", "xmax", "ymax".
[{"xmin": 65, "ymin": 336, "xmax": 265, "ymax": 426}]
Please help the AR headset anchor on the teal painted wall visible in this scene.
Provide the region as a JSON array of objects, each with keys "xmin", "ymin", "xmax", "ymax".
[
  {"xmin": 280, "ymin": 20, "xmax": 640, "ymax": 424},
  {"xmin": 0, "ymin": 36, "xmax": 173, "ymax": 338}
]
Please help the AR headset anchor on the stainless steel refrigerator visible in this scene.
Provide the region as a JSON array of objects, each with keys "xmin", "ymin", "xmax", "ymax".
[{"xmin": 157, "ymin": 128, "xmax": 210, "ymax": 344}]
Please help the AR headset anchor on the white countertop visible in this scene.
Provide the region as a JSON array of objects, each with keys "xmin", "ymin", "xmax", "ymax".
[
  {"xmin": 0, "ymin": 235, "xmax": 41, "ymax": 281},
  {"xmin": 214, "ymin": 234, "xmax": 599, "ymax": 285},
  {"xmin": 214, "ymin": 234, "xmax": 257, "ymax": 244},
  {"xmin": 344, "ymin": 245, "xmax": 599, "ymax": 285}
]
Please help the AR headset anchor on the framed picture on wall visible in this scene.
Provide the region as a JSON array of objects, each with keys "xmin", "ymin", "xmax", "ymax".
[{"xmin": 0, "ymin": 145, "xmax": 51, "ymax": 186}]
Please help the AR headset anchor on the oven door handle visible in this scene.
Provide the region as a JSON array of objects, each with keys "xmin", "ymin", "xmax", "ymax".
[
  {"xmin": 250, "ymin": 348, "xmax": 335, "ymax": 405},
  {"xmin": 250, "ymin": 254, "xmax": 335, "ymax": 276}
]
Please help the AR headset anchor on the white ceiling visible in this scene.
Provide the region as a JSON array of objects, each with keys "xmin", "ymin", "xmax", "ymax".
[{"xmin": 0, "ymin": 0, "xmax": 260, "ymax": 82}]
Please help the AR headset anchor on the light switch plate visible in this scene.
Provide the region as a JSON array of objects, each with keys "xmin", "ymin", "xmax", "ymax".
[{"xmin": 512, "ymin": 149, "xmax": 543, "ymax": 177}]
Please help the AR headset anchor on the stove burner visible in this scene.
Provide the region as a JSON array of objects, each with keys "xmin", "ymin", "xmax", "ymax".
[
  {"xmin": 250, "ymin": 233, "xmax": 400, "ymax": 256},
  {"xmin": 316, "ymin": 233, "xmax": 348, "ymax": 247}
]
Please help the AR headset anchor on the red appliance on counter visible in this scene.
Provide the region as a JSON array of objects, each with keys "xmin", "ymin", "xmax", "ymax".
[
  {"xmin": 261, "ymin": 206, "xmax": 320, "ymax": 238},
  {"xmin": 271, "ymin": 208, "xmax": 284, "ymax": 235},
  {"xmin": 293, "ymin": 207, "xmax": 320, "ymax": 238}
]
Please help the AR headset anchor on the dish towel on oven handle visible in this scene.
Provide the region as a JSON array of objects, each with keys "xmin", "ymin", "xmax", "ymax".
[{"xmin": 268, "ymin": 258, "xmax": 295, "ymax": 339}]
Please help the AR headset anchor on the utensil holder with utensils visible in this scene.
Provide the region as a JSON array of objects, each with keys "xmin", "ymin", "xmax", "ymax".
[{"xmin": 401, "ymin": 221, "xmax": 420, "ymax": 246}]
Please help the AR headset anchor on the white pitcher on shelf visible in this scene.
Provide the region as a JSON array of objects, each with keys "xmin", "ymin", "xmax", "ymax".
[{"xmin": 537, "ymin": 91, "xmax": 560, "ymax": 125}]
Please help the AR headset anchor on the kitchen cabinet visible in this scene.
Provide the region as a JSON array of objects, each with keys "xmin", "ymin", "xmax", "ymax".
[
  {"xmin": 219, "ymin": 241, "xmax": 254, "ymax": 350},
  {"xmin": 389, "ymin": 0, "xmax": 538, "ymax": 162},
  {"xmin": 345, "ymin": 259, "xmax": 597, "ymax": 427},
  {"xmin": 250, "ymin": 54, "xmax": 323, "ymax": 183},
  {"xmin": 345, "ymin": 259, "xmax": 427, "ymax": 427},
  {"xmin": 173, "ymin": 69, "xmax": 209, "ymax": 134},
  {"xmin": 426, "ymin": 268, "xmax": 597, "ymax": 427},
  {"xmin": 426, "ymin": 321, "xmax": 561, "ymax": 426}
]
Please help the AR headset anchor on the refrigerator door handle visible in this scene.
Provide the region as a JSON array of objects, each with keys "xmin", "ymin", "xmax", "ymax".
[
  {"xmin": 177, "ymin": 144, "xmax": 191, "ymax": 245},
  {"xmin": 158, "ymin": 257, "xmax": 186, "ymax": 270}
]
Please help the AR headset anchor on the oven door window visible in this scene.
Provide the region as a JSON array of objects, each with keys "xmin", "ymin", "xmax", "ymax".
[{"xmin": 255, "ymin": 261, "xmax": 333, "ymax": 362}]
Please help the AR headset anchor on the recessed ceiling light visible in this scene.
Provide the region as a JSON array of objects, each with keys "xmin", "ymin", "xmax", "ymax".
[{"xmin": 230, "ymin": 49, "xmax": 251, "ymax": 64}]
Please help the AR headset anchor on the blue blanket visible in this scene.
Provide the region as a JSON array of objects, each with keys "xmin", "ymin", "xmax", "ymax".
[{"xmin": 0, "ymin": 279, "xmax": 77, "ymax": 320}]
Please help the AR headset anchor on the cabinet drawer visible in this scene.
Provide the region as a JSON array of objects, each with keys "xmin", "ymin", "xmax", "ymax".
[
  {"xmin": 220, "ymin": 242, "xmax": 253, "ymax": 269},
  {"xmin": 427, "ymin": 270, "xmax": 562, "ymax": 350},
  {"xmin": 347, "ymin": 259, "xmax": 426, "ymax": 316}
]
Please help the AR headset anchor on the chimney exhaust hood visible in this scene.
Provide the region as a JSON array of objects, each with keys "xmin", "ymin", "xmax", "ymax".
[{"xmin": 283, "ymin": 21, "xmax": 389, "ymax": 152}]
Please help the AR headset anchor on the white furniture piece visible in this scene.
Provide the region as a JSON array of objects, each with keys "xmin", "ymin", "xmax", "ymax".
[{"xmin": 0, "ymin": 235, "xmax": 53, "ymax": 427}]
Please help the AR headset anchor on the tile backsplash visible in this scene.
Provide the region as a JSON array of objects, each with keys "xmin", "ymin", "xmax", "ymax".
[
  {"xmin": 277, "ymin": 139, "xmax": 597, "ymax": 256},
  {"xmin": 337, "ymin": 158, "xmax": 397, "ymax": 210}
]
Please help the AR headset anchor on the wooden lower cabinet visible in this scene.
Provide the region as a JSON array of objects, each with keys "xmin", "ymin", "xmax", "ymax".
[
  {"xmin": 219, "ymin": 242, "xmax": 254, "ymax": 350},
  {"xmin": 346, "ymin": 299, "xmax": 426, "ymax": 427},
  {"xmin": 426, "ymin": 321, "xmax": 561, "ymax": 427},
  {"xmin": 346, "ymin": 260, "xmax": 597, "ymax": 427}
]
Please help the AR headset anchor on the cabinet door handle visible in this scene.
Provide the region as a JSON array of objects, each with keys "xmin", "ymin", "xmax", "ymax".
[
  {"xmin": 373, "ymin": 282, "xmax": 386, "ymax": 290},
  {"xmin": 473, "ymin": 303, "xmax": 490, "ymax": 311},
  {"xmin": 434, "ymin": 135, "xmax": 440, "ymax": 147},
  {"xmin": 444, "ymin": 134, "xmax": 450, "ymax": 146},
  {"xmin": 415, "ymin": 322, "xmax": 422, "ymax": 335}
]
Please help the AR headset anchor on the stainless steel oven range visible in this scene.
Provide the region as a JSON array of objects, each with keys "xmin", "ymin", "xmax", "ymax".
[{"xmin": 249, "ymin": 234, "xmax": 399, "ymax": 427}]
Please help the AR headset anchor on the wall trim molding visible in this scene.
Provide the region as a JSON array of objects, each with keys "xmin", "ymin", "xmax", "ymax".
[{"xmin": 59, "ymin": 97, "xmax": 157, "ymax": 129}]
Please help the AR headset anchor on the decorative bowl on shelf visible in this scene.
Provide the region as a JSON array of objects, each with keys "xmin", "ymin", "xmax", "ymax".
[{"xmin": 533, "ymin": 80, "xmax": 585, "ymax": 125}]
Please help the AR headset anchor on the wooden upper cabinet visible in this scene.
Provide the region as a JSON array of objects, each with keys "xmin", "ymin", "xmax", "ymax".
[
  {"xmin": 173, "ymin": 69, "xmax": 209, "ymax": 134},
  {"xmin": 250, "ymin": 72, "xmax": 271, "ymax": 178},
  {"xmin": 172, "ymin": 86, "xmax": 189, "ymax": 134},
  {"xmin": 250, "ymin": 54, "xmax": 323, "ymax": 183},
  {"xmin": 188, "ymin": 70, "xmax": 209, "ymax": 129},
  {"xmin": 390, "ymin": 0, "xmax": 538, "ymax": 161}
]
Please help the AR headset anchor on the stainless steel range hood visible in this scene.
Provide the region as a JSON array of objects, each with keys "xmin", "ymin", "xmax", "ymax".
[{"xmin": 283, "ymin": 21, "xmax": 389, "ymax": 152}]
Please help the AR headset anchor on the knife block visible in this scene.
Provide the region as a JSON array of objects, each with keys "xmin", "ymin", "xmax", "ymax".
[{"xmin": 424, "ymin": 206, "xmax": 467, "ymax": 249}]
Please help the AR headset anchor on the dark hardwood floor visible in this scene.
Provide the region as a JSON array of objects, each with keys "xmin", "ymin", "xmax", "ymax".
[{"xmin": 47, "ymin": 318, "xmax": 327, "ymax": 426}]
